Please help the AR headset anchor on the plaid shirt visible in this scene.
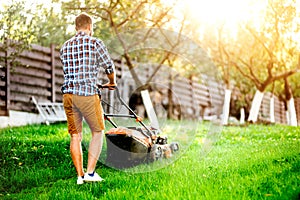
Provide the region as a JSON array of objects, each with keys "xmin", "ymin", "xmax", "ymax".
[{"xmin": 60, "ymin": 31, "xmax": 115, "ymax": 96}]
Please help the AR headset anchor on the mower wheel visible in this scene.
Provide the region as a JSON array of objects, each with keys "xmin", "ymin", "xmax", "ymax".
[
  {"xmin": 149, "ymin": 144, "xmax": 163, "ymax": 162},
  {"xmin": 170, "ymin": 142, "xmax": 179, "ymax": 153}
]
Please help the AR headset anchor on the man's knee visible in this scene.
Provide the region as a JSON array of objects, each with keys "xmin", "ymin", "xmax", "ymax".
[
  {"xmin": 70, "ymin": 133, "xmax": 82, "ymax": 141},
  {"xmin": 93, "ymin": 130, "xmax": 104, "ymax": 135}
]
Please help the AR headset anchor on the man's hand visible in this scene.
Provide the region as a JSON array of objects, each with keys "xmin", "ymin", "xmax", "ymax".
[{"xmin": 103, "ymin": 72, "xmax": 116, "ymax": 90}]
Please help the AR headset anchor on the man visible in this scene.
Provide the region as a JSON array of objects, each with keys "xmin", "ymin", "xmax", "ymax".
[{"xmin": 60, "ymin": 12, "xmax": 116, "ymax": 185}]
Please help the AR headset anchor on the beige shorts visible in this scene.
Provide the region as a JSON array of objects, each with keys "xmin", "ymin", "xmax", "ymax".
[{"xmin": 63, "ymin": 94, "xmax": 105, "ymax": 135}]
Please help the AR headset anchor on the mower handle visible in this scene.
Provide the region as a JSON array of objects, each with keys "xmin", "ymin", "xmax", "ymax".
[{"xmin": 98, "ymin": 84, "xmax": 154, "ymax": 139}]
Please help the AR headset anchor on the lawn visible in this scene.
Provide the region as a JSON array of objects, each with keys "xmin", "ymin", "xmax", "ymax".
[{"xmin": 0, "ymin": 120, "xmax": 299, "ymax": 200}]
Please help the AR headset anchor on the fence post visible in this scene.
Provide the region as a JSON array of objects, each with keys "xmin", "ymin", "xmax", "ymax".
[
  {"xmin": 4, "ymin": 39, "xmax": 11, "ymax": 116},
  {"xmin": 50, "ymin": 44, "xmax": 56, "ymax": 102},
  {"xmin": 190, "ymin": 76, "xmax": 197, "ymax": 119},
  {"xmin": 167, "ymin": 73, "xmax": 174, "ymax": 119}
]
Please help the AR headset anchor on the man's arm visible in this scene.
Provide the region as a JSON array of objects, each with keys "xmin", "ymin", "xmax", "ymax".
[{"xmin": 95, "ymin": 40, "xmax": 117, "ymax": 89}]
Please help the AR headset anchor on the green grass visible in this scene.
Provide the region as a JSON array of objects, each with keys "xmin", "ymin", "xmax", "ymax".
[{"xmin": 0, "ymin": 120, "xmax": 299, "ymax": 200}]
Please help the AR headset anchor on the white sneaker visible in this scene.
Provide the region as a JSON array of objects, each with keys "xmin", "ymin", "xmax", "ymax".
[
  {"xmin": 77, "ymin": 176, "xmax": 84, "ymax": 185},
  {"xmin": 84, "ymin": 172, "xmax": 104, "ymax": 182}
]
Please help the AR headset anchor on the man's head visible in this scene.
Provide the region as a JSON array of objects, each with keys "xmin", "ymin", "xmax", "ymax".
[{"xmin": 75, "ymin": 12, "xmax": 93, "ymax": 35}]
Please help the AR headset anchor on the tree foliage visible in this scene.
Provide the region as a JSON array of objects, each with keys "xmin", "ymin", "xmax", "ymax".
[
  {"xmin": 201, "ymin": 0, "xmax": 300, "ymax": 99},
  {"xmin": 0, "ymin": 0, "xmax": 37, "ymax": 63},
  {"xmin": 233, "ymin": 0, "xmax": 299, "ymax": 92}
]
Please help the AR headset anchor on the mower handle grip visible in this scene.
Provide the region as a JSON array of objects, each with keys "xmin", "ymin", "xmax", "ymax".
[
  {"xmin": 98, "ymin": 84, "xmax": 120, "ymax": 103},
  {"xmin": 98, "ymin": 85, "xmax": 117, "ymax": 89}
]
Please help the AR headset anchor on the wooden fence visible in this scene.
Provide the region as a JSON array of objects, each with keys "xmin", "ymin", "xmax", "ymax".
[
  {"xmin": 0, "ymin": 42, "xmax": 299, "ymax": 125},
  {"xmin": 0, "ymin": 42, "xmax": 123, "ymax": 117},
  {"xmin": 259, "ymin": 92, "xmax": 287, "ymax": 124},
  {"xmin": 259, "ymin": 93, "xmax": 300, "ymax": 125},
  {"xmin": 117, "ymin": 63, "xmax": 223, "ymax": 120},
  {"xmin": 0, "ymin": 43, "xmax": 64, "ymax": 115}
]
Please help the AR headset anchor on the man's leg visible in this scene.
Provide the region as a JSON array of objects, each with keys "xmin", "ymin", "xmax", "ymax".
[
  {"xmin": 77, "ymin": 95, "xmax": 105, "ymax": 181},
  {"xmin": 86, "ymin": 131, "xmax": 104, "ymax": 174},
  {"xmin": 78, "ymin": 95, "xmax": 105, "ymax": 174},
  {"xmin": 70, "ymin": 133, "xmax": 84, "ymax": 177},
  {"xmin": 63, "ymin": 94, "xmax": 84, "ymax": 180}
]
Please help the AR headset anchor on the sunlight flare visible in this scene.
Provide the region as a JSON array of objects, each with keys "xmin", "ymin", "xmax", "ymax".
[{"xmin": 163, "ymin": 0, "xmax": 268, "ymax": 37}]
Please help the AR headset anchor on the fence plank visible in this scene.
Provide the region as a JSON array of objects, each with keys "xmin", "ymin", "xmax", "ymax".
[
  {"xmin": 15, "ymin": 57, "xmax": 51, "ymax": 71},
  {"xmin": 12, "ymin": 64, "xmax": 51, "ymax": 79},
  {"xmin": 10, "ymin": 74, "xmax": 51, "ymax": 87},
  {"xmin": 10, "ymin": 84, "xmax": 51, "ymax": 97},
  {"xmin": 31, "ymin": 44, "xmax": 51, "ymax": 54},
  {"xmin": 20, "ymin": 49, "xmax": 51, "ymax": 63}
]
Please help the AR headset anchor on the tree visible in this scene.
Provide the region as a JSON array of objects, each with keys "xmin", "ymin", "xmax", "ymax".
[
  {"xmin": 200, "ymin": 25, "xmax": 234, "ymax": 125},
  {"xmin": 240, "ymin": 0, "xmax": 299, "ymax": 124},
  {"xmin": 204, "ymin": 0, "xmax": 300, "ymax": 124},
  {"xmin": 0, "ymin": 0, "xmax": 72, "ymax": 50}
]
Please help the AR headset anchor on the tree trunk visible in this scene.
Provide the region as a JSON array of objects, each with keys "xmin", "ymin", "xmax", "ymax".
[
  {"xmin": 240, "ymin": 108, "xmax": 245, "ymax": 124},
  {"xmin": 287, "ymin": 97, "xmax": 297, "ymax": 126},
  {"xmin": 222, "ymin": 89, "xmax": 231, "ymax": 125},
  {"xmin": 286, "ymin": 110, "xmax": 290, "ymax": 125},
  {"xmin": 283, "ymin": 77, "xmax": 297, "ymax": 126},
  {"xmin": 248, "ymin": 90, "xmax": 264, "ymax": 123},
  {"xmin": 123, "ymin": 54, "xmax": 143, "ymax": 88}
]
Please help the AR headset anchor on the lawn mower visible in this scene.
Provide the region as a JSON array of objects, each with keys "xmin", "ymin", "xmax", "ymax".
[{"xmin": 99, "ymin": 85, "xmax": 179, "ymax": 169}]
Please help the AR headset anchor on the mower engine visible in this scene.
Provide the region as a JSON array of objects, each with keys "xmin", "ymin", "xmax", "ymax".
[{"xmin": 105, "ymin": 126, "xmax": 179, "ymax": 168}]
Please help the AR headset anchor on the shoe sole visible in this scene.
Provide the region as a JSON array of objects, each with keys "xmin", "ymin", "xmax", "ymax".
[
  {"xmin": 84, "ymin": 179, "xmax": 104, "ymax": 182},
  {"xmin": 77, "ymin": 180, "xmax": 84, "ymax": 185}
]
